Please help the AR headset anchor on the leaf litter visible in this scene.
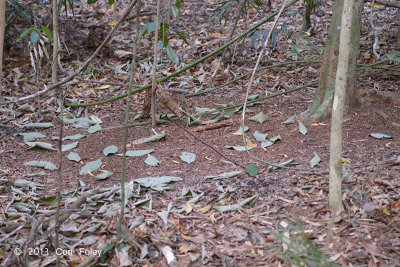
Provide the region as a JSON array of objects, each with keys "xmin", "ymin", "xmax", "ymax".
[{"xmin": 1, "ymin": 0, "xmax": 400, "ymax": 266}]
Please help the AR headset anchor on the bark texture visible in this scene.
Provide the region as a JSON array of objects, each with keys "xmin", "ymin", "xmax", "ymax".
[
  {"xmin": 303, "ymin": 0, "xmax": 363, "ymax": 121},
  {"xmin": 329, "ymin": 0, "xmax": 356, "ymax": 214}
]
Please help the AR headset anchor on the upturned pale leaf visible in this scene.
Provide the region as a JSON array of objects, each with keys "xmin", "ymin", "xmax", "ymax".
[
  {"xmin": 103, "ymin": 145, "xmax": 118, "ymax": 156},
  {"xmin": 21, "ymin": 122, "xmax": 53, "ymax": 129},
  {"xmin": 298, "ymin": 121, "xmax": 308, "ymax": 135},
  {"xmin": 118, "ymin": 149, "xmax": 154, "ymax": 157},
  {"xmin": 88, "ymin": 123, "xmax": 102, "ymax": 133},
  {"xmin": 253, "ymin": 131, "xmax": 268, "ymax": 142},
  {"xmin": 62, "ymin": 142, "xmax": 79, "ymax": 152},
  {"xmin": 80, "ymin": 159, "xmax": 102, "ymax": 175},
  {"xmin": 282, "ymin": 115, "xmax": 296, "ymax": 124},
  {"xmin": 225, "ymin": 145, "xmax": 252, "ymax": 151},
  {"xmin": 144, "ymin": 155, "xmax": 160, "ymax": 166},
  {"xmin": 369, "ymin": 133, "xmax": 392, "ymax": 139},
  {"xmin": 180, "ymin": 152, "xmax": 196, "ymax": 164},
  {"xmin": 249, "ymin": 112, "xmax": 269, "ymax": 123},
  {"xmin": 310, "ymin": 152, "xmax": 321, "ymax": 168},
  {"xmin": 94, "ymin": 172, "xmax": 113, "ymax": 180},
  {"xmin": 143, "ymin": 134, "xmax": 166, "ymax": 143},
  {"xmin": 26, "ymin": 142, "xmax": 57, "ymax": 151},
  {"xmin": 25, "ymin": 160, "xmax": 58, "ymax": 170},
  {"xmin": 67, "ymin": 152, "xmax": 81, "ymax": 162}
]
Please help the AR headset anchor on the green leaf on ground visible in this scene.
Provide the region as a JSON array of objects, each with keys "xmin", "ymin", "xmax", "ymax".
[{"xmin": 246, "ymin": 163, "xmax": 259, "ymax": 176}]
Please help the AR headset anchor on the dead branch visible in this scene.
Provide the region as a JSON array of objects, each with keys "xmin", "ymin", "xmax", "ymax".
[{"xmin": 193, "ymin": 119, "xmax": 233, "ymax": 132}]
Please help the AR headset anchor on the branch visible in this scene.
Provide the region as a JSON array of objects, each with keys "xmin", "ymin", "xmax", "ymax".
[{"xmin": 370, "ymin": 0, "xmax": 400, "ymax": 8}]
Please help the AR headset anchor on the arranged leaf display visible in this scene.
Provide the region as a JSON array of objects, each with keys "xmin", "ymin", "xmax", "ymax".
[
  {"xmin": 214, "ymin": 195, "xmax": 258, "ymax": 212},
  {"xmin": 144, "ymin": 155, "xmax": 160, "ymax": 166},
  {"xmin": 261, "ymin": 135, "xmax": 281, "ymax": 148},
  {"xmin": 52, "ymin": 134, "xmax": 86, "ymax": 141},
  {"xmin": 205, "ymin": 170, "xmax": 244, "ymax": 180},
  {"xmin": 253, "ymin": 131, "xmax": 268, "ymax": 142},
  {"xmin": 103, "ymin": 145, "xmax": 118, "ymax": 156},
  {"xmin": 62, "ymin": 142, "xmax": 79, "ymax": 152},
  {"xmin": 282, "ymin": 115, "xmax": 296, "ymax": 124},
  {"xmin": 25, "ymin": 161, "xmax": 58, "ymax": 170},
  {"xmin": 298, "ymin": 121, "xmax": 308, "ymax": 135},
  {"xmin": 67, "ymin": 152, "xmax": 81, "ymax": 162},
  {"xmin": 118, "ymin": 149, "xmax": 154, "ymax": 157},
  {"xmin": 21, "ymin": 122, "xmax": 53, "ymax": 129},
  {"xmin": 88, "ymin": 123, "xmax": 102, "ymax": 133},
  {"xmin": 26, "ymin": 141, "xmax": 57, "ymax": 151},
  {"xmin": 248, "ymin": 112, "xmax": 269, "ymax": 123},
  {"xmin": 233, "ymin": 126, "xmax": 249, "ymax": 135},
  {"xmin": 80, "ymin": 159, "xmax": 102, "ymax": 175},
  {"xmin": 94, "ymin": 172, "xmax": 113, "ymax": 180},
  {"xmin": 310, "ymin": 152, "xmax": 321, "ymax": 168},
  {"xmin": 180, "ymin": 152, "xmax": 196, "ymax": 164},
  {"xmin": 16, "ymin": 132, "xmax": 46, "ymax": 142},
  {"xmin": 143, "ymin": 133, "xmax": 166, "ymax": 143},
  {"xmin": 225, "ymin": 145, "xmax": 252, "ymax": 151},
  {"xmin": 369, "ymin": 133, "xmax": 393, "ymax": 139}
]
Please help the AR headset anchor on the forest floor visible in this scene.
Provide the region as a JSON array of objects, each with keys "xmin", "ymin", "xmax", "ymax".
[{"xmin": 1, "ymin": 0, "xmax": 400, "ymax": 266}]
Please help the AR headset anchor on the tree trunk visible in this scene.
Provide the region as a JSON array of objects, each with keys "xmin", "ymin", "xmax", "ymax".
[
  {"xmin": 302, "ymin": 0, "xmax": 312, "ymax": 31},
  {"xmin": 397, "ymin": 9, "xmax": 400, "ymax": 49},
  {"xmin": 329, "ymin": 0, "xmax": 356, "ymax": 214},
  {"xmin": 0, "ymin": 0, "xmax": 5, "ymax": 99},
  {"xmin": 302, "ymin": 0, "xmax": 363, "ymax": 121}
]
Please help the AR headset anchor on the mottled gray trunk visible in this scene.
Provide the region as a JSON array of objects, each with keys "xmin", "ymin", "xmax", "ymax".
[{"xmin": 329, "ymin": 0, "xmax": 356, "ymax": 214}]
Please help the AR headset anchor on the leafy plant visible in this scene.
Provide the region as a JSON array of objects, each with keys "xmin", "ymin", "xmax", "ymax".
[
  {"xmin": 6, "ymin": 0, "xmax": 33, "ymax": 25},
  {"xmin": 139, "ymin": 0, "xmax": 189, "ymax": 64},
  {"xmin": 266, "ymin": 218, "xmax": 341, "ymax": 267},
  {"xmin": 209, "ymin": 0, "xmax": 263, "ymax": 24},
  {"xmin": 17, "ymin": 25, "xmax": 52, "ymax": 44}
]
